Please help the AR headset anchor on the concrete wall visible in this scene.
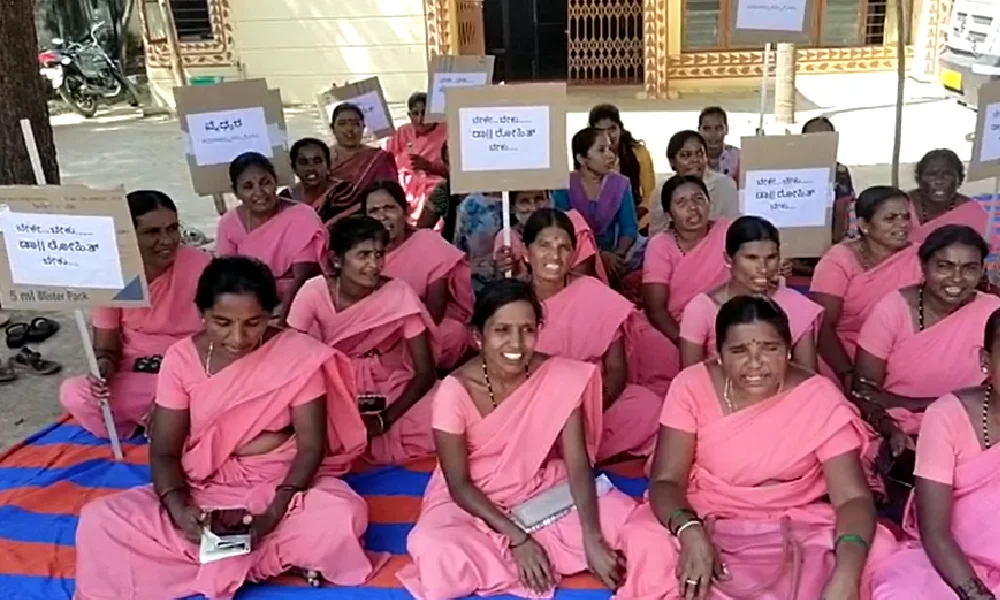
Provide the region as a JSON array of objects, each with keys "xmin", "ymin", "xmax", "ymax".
[{"xmin": 227, "ymin": 0, "xmax": 430, "ymax": 104}]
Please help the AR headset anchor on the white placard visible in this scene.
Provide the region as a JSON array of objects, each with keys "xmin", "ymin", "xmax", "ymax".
[
  {"xmin": 736, "ymin": 0, "xmax": 808, "ymax": 31},
  {"xmin": 186, "ymin": 107, "xmax": 272, "ymax": 167},
  {"xmin": 326, "ymin": 90, "xmax": 392, "ymax": 136},
  {"xmin": 742, "ymin": 167, "xmax": 830, "ymax": 228},
  {"xmin": 980, "ymin": 102, "xmax": 1000, "ymax": 163},
  {"xmin": 458, "ymin": 106, "xmax": 550, "ymax": 172},
  {"xmin": 2, "ymin": 212, "xmax": 125, "ymax": 289},
  {"xmin": 430, "ymin": 72, "xmax": 491, "ymax": 115}
]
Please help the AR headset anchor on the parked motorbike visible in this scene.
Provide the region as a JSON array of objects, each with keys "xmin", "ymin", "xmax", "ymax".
[{"xmin": 38, "ymin": 22, "xmax": 139, "ymax": 118}]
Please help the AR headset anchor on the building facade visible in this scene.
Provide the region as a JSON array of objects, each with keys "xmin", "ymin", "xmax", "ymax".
[{"xmin": 141, "ymin": 0, "xmax": 953, "ymax": 105}]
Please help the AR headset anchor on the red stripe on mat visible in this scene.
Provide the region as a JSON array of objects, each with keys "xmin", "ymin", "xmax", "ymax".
[
  {"xmin": 365, "ymin": 495, "xmax": 422, "ymax": 525},
  {"xmin": 0, "ymin": 539, "xmax": 76, "ymax": 578},
  {"xmin": 0, "ymin": 442, "xmax": 148, "ymax": 469},
  {"xmin": 0, "ymin": 481, "xmax": 119, "ymax": 515}
]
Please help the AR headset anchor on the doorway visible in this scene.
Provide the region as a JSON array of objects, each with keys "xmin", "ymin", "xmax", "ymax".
[{"xmin": 484, "ymin": 0, "xmax": 568, "ymax": 82}]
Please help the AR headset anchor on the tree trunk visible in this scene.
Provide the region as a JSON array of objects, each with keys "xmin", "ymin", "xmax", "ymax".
[{"xmin": 0, "ymin": 0, "xmax": 60, "ymax": 185}]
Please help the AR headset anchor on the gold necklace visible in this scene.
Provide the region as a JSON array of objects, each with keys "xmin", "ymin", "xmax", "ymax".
[
  {"xmin": 723, "ymin": 376, "xmax": 785, "ymax": 414},
  {"xmin": 481, "ymin": 357, "xmax": 529, "ymax": 409}
]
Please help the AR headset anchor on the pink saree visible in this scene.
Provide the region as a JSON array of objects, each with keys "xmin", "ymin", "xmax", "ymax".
[
  {"xmin": 60, "ymin": 245, "xmax": 211, "ymax": 438},
  {"xmin": 397, "ymin": 357, "xmax": 637, "ymax": 600},
  {"xmin": 615, "ymin": 365, "xmax": 898, "ymax": 600},
  {"xmin": 493, "ymin": 209, "xmax": 609, "ymax": 284},
  {"xmin": 286, "ymin": 275, "xmax": 438, "ymax": 465},
  {"xmin": 810, "ymin": 242, "xmax": 922, "ymax": 360},
  {"xmin": 73, "ymin": 331, "xmax": 379, "ymax": 600},
  {"xmin": 908, "ymin": 197, "xmax": 988, "ymax": 245},
  {"xmin": 383, "ymin": 229, "xmax": 473, "ymax": 370},
  {"xmin": 384, "ymin": 123, "xmax": 448, "ymax": 222},
  {"xmin": 538, "ymin": 276, "xmax": 662, "ymax": 460},
  {"xmin": 214, "ymin": 203, "xmax": 327, "ymax": 303},
  {"xmin": 857, "ymin": 291, "xmax": 1000, "ymax": 434}
]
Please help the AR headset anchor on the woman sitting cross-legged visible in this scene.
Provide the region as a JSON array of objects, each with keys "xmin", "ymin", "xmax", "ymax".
[
  {"xmin": 615, "ymin": 296, "xmax": 898, "ymax": 600},
  {"xmin": 397, "ymin": 279, "xmax": 636, "ymax": 600},
  {"xmin": 73, "ymin": 256, "xmax": 380, "ymax": 599}
]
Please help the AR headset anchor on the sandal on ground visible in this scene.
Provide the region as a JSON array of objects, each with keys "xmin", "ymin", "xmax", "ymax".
[
  {"xmin": 0, "ymin": 359, "xmax": 16, "ymax": 383},
  {"xmin": 5, "ymin": 322, "xmax": 28, "ymax": 349},
  {"xmin": 12, "ymin": 347, "xmax": 62, "ymax": 375},
  {"xmin": 25, "ymin": 317, "xmax": 60, "ymax": 343}
]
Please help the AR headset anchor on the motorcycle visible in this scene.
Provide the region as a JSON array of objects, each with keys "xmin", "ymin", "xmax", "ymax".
[{"xmin": 38, "ymin": 22, "xmax": 139, "ymax": 118}]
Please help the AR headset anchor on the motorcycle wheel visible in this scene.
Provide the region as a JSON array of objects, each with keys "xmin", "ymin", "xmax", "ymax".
[{"xmin": 58, "ymin": 86, "xmax": 98, "ymax": 118}]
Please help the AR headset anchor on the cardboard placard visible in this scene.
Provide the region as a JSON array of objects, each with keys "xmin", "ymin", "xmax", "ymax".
[
  {"xmin": 968, "ymin": 82, "xmax": 1000, "ymax": 182},
  {"xmin": 426, "ymin": 55, "xmax": 496, "ymax": 123},
  {"xmin": 174, "ymin": 79, "xmax": 293, "ymax": 195},
  {"xmin": 446, "ymin": 83, "xmax": 569, "ymax": 195},
  {"xmin": 739, "ymin": 131, "xmax": 839, "ymax": 258},
  {"xmin": 318, "ymin": 76, "xmax": 395, "ymax": 139},
  {"xmin": 0, "ymin": 185, "xmax": 150, "ymax": 309},
  {"xmin": 730, "ymin": 0, "xmax": 818, "ymax": 46}
]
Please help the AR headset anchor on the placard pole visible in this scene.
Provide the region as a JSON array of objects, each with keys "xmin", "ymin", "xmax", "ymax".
[
  {"xmin": 18, "ymin": 119, "xmax": 124, "ymax": 461},
  {"xmin": 757, "ymin": 43, "xmax": 772, "ymax": 135},
  {"xmin": 501, "ymin": 191, "xmax": 512, "ymax": 278}
]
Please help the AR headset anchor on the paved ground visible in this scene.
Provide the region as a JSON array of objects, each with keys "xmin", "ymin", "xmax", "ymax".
[{"xmin": 0, "ymin": 71, "xmax": 992, "ymax": 451}]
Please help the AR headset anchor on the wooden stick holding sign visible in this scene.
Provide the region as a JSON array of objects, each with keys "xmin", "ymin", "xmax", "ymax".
[
  {"xmin": 444, "ymin": 83, "xmax": 569, "ymax": 278},
  {"xmin": 6, "ymin": 120, "xmax": 151, "ymax": 460}
]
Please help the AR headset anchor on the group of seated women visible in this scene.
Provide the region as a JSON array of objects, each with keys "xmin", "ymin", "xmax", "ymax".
[{"xmin": 61, "ymin": 101, "xmax": 1000, "ymax": 599}]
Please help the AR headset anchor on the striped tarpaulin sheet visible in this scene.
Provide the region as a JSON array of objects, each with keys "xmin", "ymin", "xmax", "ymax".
[{"xmin": 0, "ymin": 417, "xmax": 649, "ymax": 599}]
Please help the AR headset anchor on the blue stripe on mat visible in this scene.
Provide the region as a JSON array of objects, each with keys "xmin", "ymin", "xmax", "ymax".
[
  {"xmin": 0, "ymin": 574, "xmax": 75, "ymax": 600},
  {"xmin": 23, "ymin": 423, "xmax": 144, "ymax": 447},
  {"xmin": 0, "ymin": 506, "xmax": 76, "ymax": 545},
  {"xmin": 342, "ymin": 468, "xmax": 430, "ymax": 496},
  {"xmin": 0, "ymin": 461, "xmax": 150, "ymax": 491},
  {"xmin": 363, "ymin": 523, "xmax": 413, "ymax": 555}
]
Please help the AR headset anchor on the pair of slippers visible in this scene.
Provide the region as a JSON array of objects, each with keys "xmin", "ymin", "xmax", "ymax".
[
  {"xmin": 6, "ymin": 317, "xmax": 60, "ymax": 349},
  {"xmin": 0, "ymin": 347, "xmax": 62, "ymax": 383}
]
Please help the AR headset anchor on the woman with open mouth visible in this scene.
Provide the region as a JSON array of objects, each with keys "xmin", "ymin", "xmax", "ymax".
[
  {"xmin": 398, "ymin": 279, "xmax": 635, "ymax": 599},
  {"xmin": 852, "ymin": 225, "xmax": 1000, "ymax": 502},
  {"xmin": 280, "ymin": 137, "xmax": 339, "ymax": 209},
  {"xmin": 286, "ymin": 215, "xmax": 438, "ymax": 465},
  {"xmin": 521, "ymin": 208, "xmax": 661, "ymax": 463},
  {"xmin": 906, "ymin": 149, "xmax": 987, "ymax": 247},
  {"xmin": 364, "ymin": 180, "xmax": 474, "ymax": 370},
  {"xmin": 678, "ymin": 215, "xmax": 823, "ymax": 371},
  {"xmin": 810, "ymin": 186, "xmax": 922, "ymax": 391},
  {"xmin": 615, "ymin": 296, "xmax": 898, "ymax": 600}
]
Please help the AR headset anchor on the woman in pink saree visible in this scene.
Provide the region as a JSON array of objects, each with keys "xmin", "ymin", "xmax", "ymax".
[
  {"xmin": 61, "ymin": 190, "xmax": 211, "ymax": 438},
  {"xmin": 287, "ymin": 215, "xmax": 438, "ymax": 465},
  {"xmin": 492, "ymin": 189, "xmax": 605, "ymax": 282},
  {"xmin": 279, "ymin": 138, "xmax": 341, "ymax": 208},
  {"xmin": 616, "ymin": 296, "xmax": 898, "ymax": 600},
  {"xmin": 74, "ymin": 256, "xmax": 379, "ymax": 599},
  {"xmin": 870, "ymin": 309, "xmax": 1000, "ymax": 600},
  {"xmin": 679, "ymin": 215, "xmax": 823, "ymax": 371},
  {"xmin": 398, "ymin": 280, "xmax": 636, "ymax": 599},
  {"xmin": 521, "ymin": 209, "xmax": 662, "ymax": 461},
  {"xmin": 384, "ymin": 92, "xmax": 449, "ymax": 222},
  {"xmin": 638, "ymin": 175, "xmax": 731, "ymax": 396},
  {"xmin": 215, "ymin": 152, "xmax": 326, "ymax": 324},
  {"xmin": 810, "ymin": 186, "xmax": 922, "ymax": 390},
  {"xmin": 907, "ymin": 149, "xmax": 987, "ymax": 245},
  {"xmin": 364, "ymin": 180, "xmax": 472, "ymax": 370},
  {"xmin": 324, "ymin": 102, "xmax": 399, "ymax": 226}
]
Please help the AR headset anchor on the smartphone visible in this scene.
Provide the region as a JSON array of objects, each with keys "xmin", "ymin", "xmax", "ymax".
[
  {"xmin": 358, "ymin": 394, "xmax": 387, "ymax": 414},
  {"xmin": 209, "ymin": 509, "xmax": 251, "ymax": 536}
]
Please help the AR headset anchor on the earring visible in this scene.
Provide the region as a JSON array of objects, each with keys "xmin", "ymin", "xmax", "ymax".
[
  {"xmin": 787, "ymin": 352, "xmax": 792, "ymax": 360},
  {"xmin": 983, "ymin": 365, "xmax": 990, "ymax": 375},
  {"xmin": 716, "ymin": 356, "xmax": 723, "ymax": 365}
]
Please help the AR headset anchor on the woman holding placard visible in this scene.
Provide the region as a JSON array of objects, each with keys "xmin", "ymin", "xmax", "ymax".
[
  {"xmin": 61, "ymin": 190, "xmax": 211, "ymax": 439},
  {"xmin": 364, "ymin": 180, "xmax": 473, "ymax": 370},
  {"xmin": 215, "ymin": 152, "xmax": 326, "ymax": 325},
  {"xmin": 616, "ymin": 296, "xmax": 897, "ymax": 600},
  {"xmin": 385, "ymin": 92, "xmax": 449, "ymax": 224},
  {"xmin": 74, "ymin": 256, "xmax": 380, "ymax": 598},
  {"xmin": 810, "ymin": 186, "xmax": 922, "ymax": 391},
  {"xmin": 907, "ymin": 149, "xmax": 986, "ymax": 244},
  {"xmin": 287, "ymin": 215, "xmax": 438, "ymax": 465},
  {"xmin": 519, "ymin": 208, "xmax": 662, "ymax": 461},
  {"xmin": 397, "ymin": 280, "xmax": 634, "ymax": 600},
  {"xmin": 325, "ymin": 102, "xmax": 398, "ymax": 225},
  {"xmin": 852, "ymin": 226, "xmax": 999, "ymax": 463},
  {"xmin": 677, "ymin": 216, "xmax": 823, "ymax": 371},
  {"xmin": 551, "ymin": 127, "xmax": 643, "ymax": 287}
]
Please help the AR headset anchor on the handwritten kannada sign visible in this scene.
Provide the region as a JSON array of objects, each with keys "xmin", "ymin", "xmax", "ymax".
[
  {"xmin": 743, "ymin": 167, "xmax": 830, "ymax": 228},
  {"xmin": 186, "ymin": 106, "xmax": 272, "ymax": 167},
  {"xmin": 1, "ymin": 212, "xmax": 124, "ymax": 290},
  {"xmin": 979, "ymin": 102, "xmax": 1000, "ymax": 163},
  {"xmin": 326, "ymin": 90, "xmax": 392, "ymax": 136},
  {"xmin": 458, "ymin": 106, "xmax": 550, "ymax": 172},
  {"xmin": 736, "ymin": 0, "xmax": 807, "ymax": 31},
  {"xmin": 430, "ymin": 72, "xmax": 491, "ymax": 116}
]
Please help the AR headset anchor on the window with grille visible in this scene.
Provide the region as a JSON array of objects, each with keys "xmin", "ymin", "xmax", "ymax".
[
  {"xmin": 171, "ymin": 0, "xmax": 213, "ymax": 41},
  {"xmin": 681, "ymin": 0, "xmax": 911, "ymax": 51}
]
